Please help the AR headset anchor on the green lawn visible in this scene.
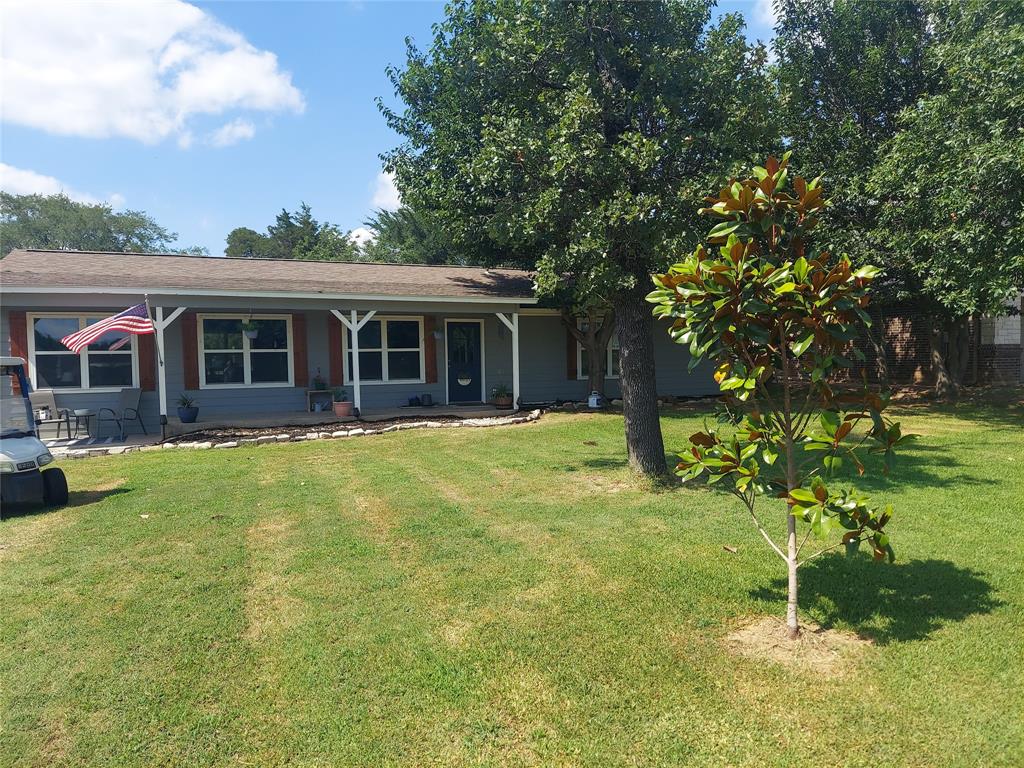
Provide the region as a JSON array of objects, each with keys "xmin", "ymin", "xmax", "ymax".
[{"xmin": 2, "ymin": 402, "xmax": 1022, "ymax": 767}]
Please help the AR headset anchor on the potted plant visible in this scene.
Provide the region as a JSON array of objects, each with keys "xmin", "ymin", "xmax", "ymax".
[
  {"xmin": 492, "ymin": 383, "xmax": 514, "ymax": 409},
  {"xmin": 241, "ymin": 319, "xmax": 259, "ymax": 340},
  {"xmin": 311, "ymin": 367, "xmax": 328, "ymax": 391},
  {"xmin": 177, "ymin": 392, "xmax": 199, "ymax": 423},
  {"xmin": 333, "ymin": 387, "xmax": 353, "ymax": 417}
]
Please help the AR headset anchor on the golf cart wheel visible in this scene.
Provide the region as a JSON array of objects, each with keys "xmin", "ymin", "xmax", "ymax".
[{"xmin": 42, "ymin": 468, "xmax": 69, "ymax": 507}]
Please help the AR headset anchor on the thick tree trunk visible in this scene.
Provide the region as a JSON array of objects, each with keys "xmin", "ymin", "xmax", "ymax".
[
  {"xmin": 868, "ymin": 310, "xmax": 889, "ymax": 387},
  {"xmin": 930, "ymin": 316, "xmax": 971, "ymax": 399},
  {"xmin": 561, "ymin": 307, "xmax": 614, "ymax": 399},
  {"xmin": 970, "ymin": 313, "xmax": 981, "ymax": 386},
  {"xmin": 613, "ymin": 288, "xmax": 667, "ymax": 476},
  {"xmin": 952, "ymin": 317, "xmax": 971, "ymax": 385},
  {"xmin": 930, "ymin": 319, "xmax": 957, "ymax": 400}
]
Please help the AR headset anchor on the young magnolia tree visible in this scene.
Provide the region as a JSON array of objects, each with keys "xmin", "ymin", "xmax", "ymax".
[{"xmin": 648, "ymin": 154, "xmax": 912, "ymax": 639}]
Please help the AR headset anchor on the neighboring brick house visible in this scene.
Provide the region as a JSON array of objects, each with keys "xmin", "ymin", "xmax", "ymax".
[{"xmin": 850, "ymin": 295, "xmax": 1024, "ymax": 386}]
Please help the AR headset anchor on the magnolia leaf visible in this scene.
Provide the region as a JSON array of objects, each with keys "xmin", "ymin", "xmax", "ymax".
[{"xmin": 791, "ymin": 333, "xmax": 815, "ymax": 357}]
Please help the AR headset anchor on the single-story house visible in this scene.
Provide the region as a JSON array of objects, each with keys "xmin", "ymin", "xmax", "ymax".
[{"xmin": 0, "ymin": 249, "xmax": 716, "ymax": 430}]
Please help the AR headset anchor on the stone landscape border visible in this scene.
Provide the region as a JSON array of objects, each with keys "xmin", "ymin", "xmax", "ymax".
[{"xmin": 57, "ymin": 409, "xmax": 544, "ymax": 459}]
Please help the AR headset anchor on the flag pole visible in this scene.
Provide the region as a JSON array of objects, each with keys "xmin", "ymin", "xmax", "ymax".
[{"xmin": 145, "ymin": 295, "xmax": 169, "ymax": 440}]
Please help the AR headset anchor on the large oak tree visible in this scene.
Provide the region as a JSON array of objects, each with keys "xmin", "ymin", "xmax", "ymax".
[{"xmin": 381, "ymin": 0, "xmax": 774, "ymax": 474}]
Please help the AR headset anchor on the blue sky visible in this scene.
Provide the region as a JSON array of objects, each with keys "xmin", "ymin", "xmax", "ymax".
[{"xmin": 0, "ymin": 1, "xmax": 774, "ymax": 257}]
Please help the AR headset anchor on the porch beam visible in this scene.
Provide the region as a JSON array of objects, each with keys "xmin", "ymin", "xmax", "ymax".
[
  {"xmin": 330, "ymin": 310, "xmax": 378, "ymax": 414},
  {"xmin": 496, "ymin": 312, "xmax": 521, "ymax": 410},
  {"xmin": 154, "ymin": 305, "xmax": 187, "ymax": 419}
]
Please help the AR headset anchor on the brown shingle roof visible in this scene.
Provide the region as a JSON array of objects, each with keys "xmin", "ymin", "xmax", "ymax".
[{"xmin": 0, "ymin": 249, "xmax": 536, "ymax": 302}]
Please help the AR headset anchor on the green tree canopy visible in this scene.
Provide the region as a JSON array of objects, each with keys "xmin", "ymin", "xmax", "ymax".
[
  {"xmin": 359, "ymin": 206, "xmax": 459, "ymax": 265},
  {"xmin": 774, "ymin": 0, "xmax": 932, "ymax": 302},
  {"xmin": 225, "ymin": 203, "xmax": 360, "ymax": 261},
  {"xmin": 870, "ymin": 0, "xmax": 1024, "ymax": 320},
  {"xmin": 382, "ymin": 0, "xmax": 775, "ymax": 474},
  {"xmin": 0, "ymin": 192, "xmax": 206, "ymax": 256}
]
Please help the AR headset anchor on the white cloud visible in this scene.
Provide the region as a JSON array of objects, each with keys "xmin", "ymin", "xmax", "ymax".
[
  {"xmin": 753, "ymin": 0, "xmax": 778, "ymax": 28},
  {"xmin": 0, "ymin": 0, "xmax": 304, "ymax": 146},
  {"xmin": 0, "ymin": 163, "xmax": 123, "ymax": 207},
  {"xmin": 371, "ymin": 171, "xmax": 401, "ymax": 211},
  {"xmin": 348, "ymin": 226, "xmax": 376, "ymax": 246},
  {"xmin": 208, "ymin": 118, "xmax": 256, "ymax": 147}
]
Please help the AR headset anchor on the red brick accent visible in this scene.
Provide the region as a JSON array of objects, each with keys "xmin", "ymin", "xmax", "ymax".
[
  {"xmin": 292, "ymin": 313, "xmax": 308, "ymax": 387},
  {"xmin": 8, "ymin": 311, "xmax": 28, "ymax": 394},
  {"xmin": 138, "ymin": 333, "xmax": 156, "ymax": 391},
  {"xmin": 328, "ymin": 314, "xmax": 344, "ymax": 387},
  {"xmin": 424, "ymin": 316, "xmax": 438, "ymax": 384},
  {"xmin": 181, "ymin": 312, "xmax": 199, "ymax": 390}
]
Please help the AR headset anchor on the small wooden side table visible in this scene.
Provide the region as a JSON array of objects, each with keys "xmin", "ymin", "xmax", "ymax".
[{"xmin": 306, "ymin": 389, "xmax": 333, "ymax": 413}]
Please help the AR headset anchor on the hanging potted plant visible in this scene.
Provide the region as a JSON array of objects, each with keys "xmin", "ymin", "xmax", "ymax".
[
  {"xmin": 177, "ymin": 392, "xmax": 199, "ymax": 423},
  {"xmin": 333, "ymin": 387, "xmax": 353, "ymax": 417},
  {"xmin": 241, "ymin": 319, "xmax": 259, "ymax": 341},
  {"xmin": 492, "ymin": 383, "xmax": 514, "ymax": 409}
]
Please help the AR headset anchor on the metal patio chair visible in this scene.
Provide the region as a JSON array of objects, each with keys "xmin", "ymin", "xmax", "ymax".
[
  {"xmin": 97, "ymin": 387, "xmax": 146, "ymax": 440},
  {"xmin": 28, "ymin": 389, "xmax": 72, "ymax": 439}
]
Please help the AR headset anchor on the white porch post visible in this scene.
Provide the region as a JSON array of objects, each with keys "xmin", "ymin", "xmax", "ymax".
[
  {"xmin": 496, "ymin": 312, "xmax": 521, "ymax": 410},
  {"xmin": 154, "ymin": 306, "xmax": 187, "ymax": 419},
  {"xmin": 331, "ymin": 309, "xmax": 377, "ymax": 415}
]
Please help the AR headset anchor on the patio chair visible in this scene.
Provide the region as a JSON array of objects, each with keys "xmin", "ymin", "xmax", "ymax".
[
  {"xmin": 97, "ymin": 388, "xmax": 147, "ymax": 440},
  {"xmin": 28, "ymin": 389, "xmax": 72, "ymax": 439}
]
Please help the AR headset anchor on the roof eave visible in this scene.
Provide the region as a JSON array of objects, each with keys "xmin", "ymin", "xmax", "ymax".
[{"xmin": 1, "ymin": 284, "xmax": 539, "ymax": 305}]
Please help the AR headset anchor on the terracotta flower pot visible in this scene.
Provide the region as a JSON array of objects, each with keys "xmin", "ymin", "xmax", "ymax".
[{"xmin": 333, "ymin": 401, "xmax": 353, "ymax": 417}]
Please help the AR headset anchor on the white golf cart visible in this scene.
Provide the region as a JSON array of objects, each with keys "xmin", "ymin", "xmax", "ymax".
[{"xmin": 0, "ymin": 356, "xmax": 68, "ymax": 517}]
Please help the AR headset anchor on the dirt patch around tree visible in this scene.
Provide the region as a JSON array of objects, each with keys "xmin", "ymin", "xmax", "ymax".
[{"xmin": 725, "ymin": 616, "xmax": 872, "ymax": 675}]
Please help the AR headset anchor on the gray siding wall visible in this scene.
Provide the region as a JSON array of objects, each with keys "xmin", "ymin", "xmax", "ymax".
[
  {"xmin": 3, "ymin": 303, "xmax": 715, "ymax": 428},
  {"xmin": 518, "ymin": 315, "xmax": 716, "ymax": 403}
]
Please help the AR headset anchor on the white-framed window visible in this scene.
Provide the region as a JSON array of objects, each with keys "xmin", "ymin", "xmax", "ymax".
[
  {"xmin": 197, "ymin": 314, "xmax": 293, "ymax": 389},
  {"xmin": 343, "ymin": 315, "xmax": 425, "ymax": 385},
  {"xmin": 577, "ymin": 319, "xmax": 620, "ymax": 380},
  {"xmin": 27, "ymin": 312, "xmax": 139, "ymax": 392}
]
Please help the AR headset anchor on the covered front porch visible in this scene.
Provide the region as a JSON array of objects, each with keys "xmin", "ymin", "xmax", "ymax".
[{"xmin": 147, "ymin": 299, "xmax": 526, "ymax": 430}]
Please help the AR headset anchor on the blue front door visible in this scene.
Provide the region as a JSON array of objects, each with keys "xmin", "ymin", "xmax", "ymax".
[{"xmin": 447, "ymin": 322, "xmax": 482, "ymax": 402}]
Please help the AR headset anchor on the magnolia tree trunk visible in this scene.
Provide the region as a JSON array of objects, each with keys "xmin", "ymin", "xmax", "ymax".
[
  {"xmin": 785, "ymin": 436, "xmax": 800, "ymax": 640},
  {"xmin": 613, "ymin": 288, "xmax": 667, "ymax": 476}
]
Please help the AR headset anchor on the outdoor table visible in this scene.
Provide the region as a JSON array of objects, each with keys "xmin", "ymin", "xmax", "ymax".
[{"xmin": 72, "ymin": 409, "xmax": 96, "ymax": 439}]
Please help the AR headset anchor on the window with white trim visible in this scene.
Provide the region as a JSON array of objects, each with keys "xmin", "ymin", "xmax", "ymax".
[
  {"xmin": 198, "ymin": 315, "xmax": 293, "ymax": 388},
  {"xmin": 577, "ymin": 319, "xmax": 620, "ymax": 380},
  {"xmin": 28, "ymin": 313, "xmax": 138, "ymax": 390},
  {"xmin": 344, "ymin": 316, "xmax": 424, "ymax": 384}
]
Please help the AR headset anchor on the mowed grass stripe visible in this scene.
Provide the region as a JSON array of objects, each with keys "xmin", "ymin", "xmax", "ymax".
[{"xmin": 0, "ymin": 402, "xmax": 1021, "ymax": 766}]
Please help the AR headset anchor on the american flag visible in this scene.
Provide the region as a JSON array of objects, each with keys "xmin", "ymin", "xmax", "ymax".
[{"xmin": 61, "ymin": 303, "xmax": 155, "ymax": 354}]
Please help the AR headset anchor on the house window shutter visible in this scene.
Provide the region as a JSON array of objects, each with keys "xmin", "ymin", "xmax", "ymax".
[
  {"xmin": 292, "ymin": 313, "xmax": 308, "ymax": 387},
  {"xmin": 328, "ymin": 314, "xmax": 344, "ymax": 386},
  {"xmin": 424, "ymin": 316, "xmax": 438, "ymax": 384},
  {"xmin": 567, "ymin": 325, "xmax": 577, "ymax": 380},
  {"xmin": 138, "ymin": 333, "xmax": 157, "ymax": 391},
  {"xmin": 8, "ymin": 310, "xmax": 28, "ymax": 394},
  {"xmin": 181, "ymin": 312, "xmax": 200, "ymax": 390}
]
